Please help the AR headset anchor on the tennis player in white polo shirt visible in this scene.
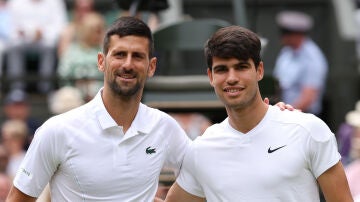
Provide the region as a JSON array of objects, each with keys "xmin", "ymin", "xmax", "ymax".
[
  {"xmin": 6, "ymin": 16, "xmax": 191, "ymax": 202},
  {"xmin": 165, "ymin": 26, "xmax": 353, "ymax": 202}
]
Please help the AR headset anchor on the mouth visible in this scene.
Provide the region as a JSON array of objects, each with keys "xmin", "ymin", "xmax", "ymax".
[
  {"xmin": 117, "ymin": 72, "xmax": 136, "ymax": 81},
  {"xmin": 223, "ymin": 86, "xmax": 244, "ymax": 96}
]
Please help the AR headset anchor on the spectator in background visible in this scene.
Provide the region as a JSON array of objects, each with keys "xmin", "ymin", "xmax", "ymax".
[
  {"xmin": 169, "ymin": 113, "xmax": 212, "ymax": 140},
  {"xmin": 1, "ymin": 119, "xmax": 28, "ymax": 179},
  {"xmin": 48, "ymin": 86, "xmax": 85, "ymax": 115},
  {"xmin": 343, "ymin": 100, "xmax": 360, "ymax": 199},
  {"xmin": 57, "ymin": 12, "xmax": 106, "ymax": 101},
  {"xmin": 0, "ymin": 0, "xmax": 10, "ymax": 81},
  {"xmin": 57, "ymin": 0, "xmax": 95, "ymax": 57},
  {"xmin": 115, "ymin": 0, "xmax": 169, "ymax": 31},
  {"xmin": 6, "ymin": 0, "xmax": 67, "ymax": 93},
  {"xmin": 2, "ymin": 89, "xmax": 41, "ymax": 148},
  {"xmin": 273, "ymin": 11, "xmax": 328, "ymax": 117},
  {"xmin": 0, "ymin": 144, "xmax": 8, "ymax": 173},
  {"xmin": 0, "ymin": 173, "xmax": 11, "ymax": 202}
]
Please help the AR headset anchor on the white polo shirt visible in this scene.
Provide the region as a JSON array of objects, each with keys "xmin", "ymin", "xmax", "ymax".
[
  {"xmin": 177, "ymin": 105, "xmax": 340, "ymax": 202},
  {"xmin": 13, "ymin": 90, "xmax": 191, "ymax": 201}
]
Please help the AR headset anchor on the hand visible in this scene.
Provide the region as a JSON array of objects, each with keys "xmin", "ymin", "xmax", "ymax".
[
  {"xmin": 263, "ymin": 97, "xmax": 296, "ymax": 111},
  {"xmin": 275, "ymin": 101, "xmax": 296, "ymax": 111}
]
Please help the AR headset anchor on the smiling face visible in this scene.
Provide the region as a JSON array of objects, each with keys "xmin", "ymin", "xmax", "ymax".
[
  {"xmin": 97, "ymin": 35, "xmax": 156, "ymax": 99},
  {"xmin": 208, "ymin": 57, "xmax": 263, "ymax": 110}
]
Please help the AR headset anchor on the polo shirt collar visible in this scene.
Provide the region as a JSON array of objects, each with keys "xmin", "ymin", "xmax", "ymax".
[{"xmin": 90, "ymin": 89, "xmax": 152, "ymax": 135}]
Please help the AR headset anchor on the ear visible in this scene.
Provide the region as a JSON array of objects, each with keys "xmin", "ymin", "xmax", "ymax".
[
  {"xmin": 147, "ymin": 57, "xmax": 157, "ymax": 77},
  {"xmin": 207, "ymin": 68, "xmax": 214, "ymax": 87},
  {"xmin": 257, "ymin": 61, "xmax": 264, "ymax": 81},
  {"xmin": 97, "ymin": 52, "xmax": 105, "ymax": 72}
]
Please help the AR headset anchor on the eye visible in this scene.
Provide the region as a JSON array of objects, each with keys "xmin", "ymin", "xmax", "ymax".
[
  {"xmin": 234, "ymin": 63, "xmax": 250, "ymax": 71},
  {"xmin": 213, "ymin": 65, "xmax": 227, "ymax": 73},
  {"xmin": 114, "ymin": 51, "xmax": 126, "ymax": 58},
  {"xmin": 133, "ymin": 52, "xmax": 146, "ymax": 59}
]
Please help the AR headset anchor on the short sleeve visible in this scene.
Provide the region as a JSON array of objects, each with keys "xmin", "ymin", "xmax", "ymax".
[
  {"xmin": 176, "ymin": 142, "xmax": 205, "ymax": 197},
  {"xmin": 307, "ymin": 118, "xmax": 341, "ymax": 178},
  {"xmin": 13, "ymin": 118, "xmax": 64, "ymax": 197},
  {"xmin": 164, "ymin": 117, "xmax": 191, "ymax": 176}
]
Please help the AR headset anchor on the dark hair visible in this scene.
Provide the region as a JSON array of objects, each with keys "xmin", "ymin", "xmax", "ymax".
[
  {"xmin": 205, "ymin": 26, "xmax": 261, "ymax": 70},
  {"xmin": 102, "ymin": 16, "xmax": 154, "ymax": 57}
]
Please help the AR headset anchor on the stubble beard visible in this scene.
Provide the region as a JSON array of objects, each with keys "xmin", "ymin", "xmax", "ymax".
[{"xmin": 108, "ymin": 78, "xmax": 142, "ymax": 98}]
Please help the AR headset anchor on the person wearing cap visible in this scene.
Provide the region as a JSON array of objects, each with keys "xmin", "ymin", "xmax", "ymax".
[
  {"xmin": 273, "ymin": 11, "xmax": 328, "ymax": 117},
  {"xmin": 343, "ymin": 101, "xmax": 360, "ymax": 200},
  {"xmin": 2, "ymin": 90, "xmax": 41, "ymax": 149}
]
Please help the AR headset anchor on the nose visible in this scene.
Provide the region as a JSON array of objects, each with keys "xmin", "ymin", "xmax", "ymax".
[
  {"xmin": 226, "ymin": 68, "xmax": 238, "ymax": 84},
  {"xmin": 123, "ymin": 55, "xmax": 134, "ymax": 69}
]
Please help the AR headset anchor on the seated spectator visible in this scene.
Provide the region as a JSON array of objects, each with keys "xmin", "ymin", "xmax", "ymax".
[
  {"xmin": 6, "ymin": 0, "xmax": 67, "ymax": 93},
  {"xmin": 0, "ymin": 173, "xmax": 11, "ymax": 202},
  {"xmin": 343, "ymin": 100, "xmax": 360, "ymax": 199},
  {"xmin": 57, "ymin": 12, "xmax": 106, "ymax": 101},
  {"xmin": 2, "ymin": 89, "xmax": 41, "ymax": 148},
  {"xmin": 57, "ymin": 0, "xmax": 95, "ymax": 57},
  {"xmin": 0, "ymin": 144, "xmax": 8, "ymax": 173},
  {"xmin": 48, "ymin": 86, "xmax": 85, "ymax": 115},
  {"xmin": 1, "ymin": 119, "xmax": 28, "ymax": 179},
  {"xmin": 0, "ymin": 0, "xmax": 10, "ymax": 81},
  {"xmin": 169, "ymin": 112, "xmax": 212, "ymax": 140}
]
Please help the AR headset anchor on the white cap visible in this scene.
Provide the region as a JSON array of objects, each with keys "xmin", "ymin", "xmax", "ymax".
[
  {"xmin": 48, "ymin": 86, "xmax": 85, "ymax": 114},
  {"xmin": 345, "ymin": 100, "xmax": 360, "ymax": 128},
  {"xmin": 276, "ymin": 11, "xmax": 313, "ymax": 32}
]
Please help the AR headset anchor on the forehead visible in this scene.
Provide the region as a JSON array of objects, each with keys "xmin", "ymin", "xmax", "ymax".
[
  {"xmin": 108, "ymin": 35, "xmax": 150, "ymax": 54},
  {"xmin": 212, "ymin": 57, "xmax": 254, "ymax": 67}
]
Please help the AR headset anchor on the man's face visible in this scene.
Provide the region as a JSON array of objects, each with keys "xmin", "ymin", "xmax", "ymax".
[
  {"xmin": 98, "ymin": 35, "xmax": 156, "ymax": 98},
  {"xmin": 4, "ymin": 103, "xmax": 29, "ymax": 120},
  {"xmin": 280, "ymin": 32, "xmax": 304, "ymax": 49},
  {"xmin": 207, "ymin": 57, "xmax": 263, "ymax": 110}
]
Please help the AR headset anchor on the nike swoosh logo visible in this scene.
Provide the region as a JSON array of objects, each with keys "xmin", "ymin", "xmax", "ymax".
[{"xmin": 268, "ymin": 145, "xmax": 286, "ymax": 153}]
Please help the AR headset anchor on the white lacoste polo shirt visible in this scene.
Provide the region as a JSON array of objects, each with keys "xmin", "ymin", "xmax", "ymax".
[{"xmin": 14, "ymin": 89, "xmax": 190, "ymax": 201}]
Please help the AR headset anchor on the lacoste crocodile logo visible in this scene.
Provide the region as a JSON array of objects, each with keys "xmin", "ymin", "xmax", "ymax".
[
  {"xmin": 268, "ymin": 145, "xmax": 286, "ymax": 153},
  {"xmin": 146, "ymin": 146, "xmax": 156, "ymax": 154}
]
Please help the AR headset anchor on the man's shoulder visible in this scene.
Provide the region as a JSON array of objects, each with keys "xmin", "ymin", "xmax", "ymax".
[
  {"xmin": 141, "ymin": 103, "xmax": 180, "ymax": 121},
  {"xmin": 47, "ymin": 103, "xmax": 89, "ymax": 124},
  {"xmin": 270, "ymin": 107, "xmax": 333, "ymax": 141}
]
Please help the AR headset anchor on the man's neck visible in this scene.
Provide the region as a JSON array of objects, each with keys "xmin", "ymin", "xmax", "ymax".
[
  {"xmin": 226, "ymin": 98, "xmax": 269, "ymax": 134},
  {"xmin": 101, "ymin": 89, "xmax": 141, "ymax": 133}
]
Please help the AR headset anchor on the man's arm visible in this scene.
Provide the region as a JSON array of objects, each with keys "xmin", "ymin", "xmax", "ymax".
[
  {"xmin": 165, "ymin": 182, "xmax": 205, "ymax": 202},
  {"xmin": 317, "ymin": 161, "xmax": 354, "ymax": 202},
  {"xmin": 293, "ymin": 87, "xmax": 318, "ymax": 112},
  {"xmin": 6, "ymin": 186, "xmax": 37, "ymax": 202}
]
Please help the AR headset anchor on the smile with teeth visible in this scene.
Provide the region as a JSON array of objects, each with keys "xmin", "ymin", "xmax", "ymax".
[
  {"xmin": 224, "ymin": 87, "xmax": 243, "ymax": 93},
  {"xmin": 225, "ymin": 89, "xmax": 240, "ymax": 93},
  {"xmin": 118, "ymin": 73, "xmax": 135, "ymax": 79}
]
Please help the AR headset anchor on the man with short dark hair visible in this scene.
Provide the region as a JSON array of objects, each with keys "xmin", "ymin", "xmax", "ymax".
[
  {"xmin": 6, "ymin": 16, "xmax": 190, "ymax": 202},
  {"xmin": 165, "ymin": 25, "xmax": 353, "ymax": 202}
]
